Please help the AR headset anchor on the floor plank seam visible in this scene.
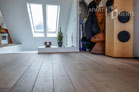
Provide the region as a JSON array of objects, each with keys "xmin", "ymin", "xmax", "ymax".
[
  {"xmin": 60, "ymin": 58, "xmax": 78, "ymax": 92},
  {"xmin": 9, "ymin": 55, "xmax": 38, "ymax": 92},
  {"xmin": 83, "ymin": 54, "xmax": 139, "ymax": 91},
  {"xmin": 1, "ymin": 53, "xmax": 139, "ymax": 92},
  {"xmin": 52, "ymin": 56, "xmax": 55, "ymax": 92},
  {"xmin": 31, "ymin": 56, "xmax": 45, "ymax": 92},
  {"xmin": 68, "ymin": 54, "xmax": 101, "ymax": 92},
  {"xmin": 0, "ymin": 54, "xmax": 25, "ymax": 70}
]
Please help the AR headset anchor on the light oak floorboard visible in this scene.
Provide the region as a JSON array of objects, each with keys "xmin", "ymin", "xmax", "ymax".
[
  {"xmin": 52, "ymin": 54, "xmax": 76, "ymax": 92},
  {"xmin": 0, "ymin": 53, "xmax": 138, "ymax": 92},
  {"xmin": 32, "ymin": 55, "xmax": 53, "ymax": 92},
  {"xmin": 10, "ymin": 55, "xmax": 44, "ymax": 92},
  {"xmin": 0, "ymin": 54, "xmax": 36, "ymax": 89}
]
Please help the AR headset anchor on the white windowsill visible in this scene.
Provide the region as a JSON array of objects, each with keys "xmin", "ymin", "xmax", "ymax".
[
  {"xmin": 33, "ymin": 33, "xmax": 45, "ymax": 37},
  {"xmin": 47, "ymin": 33, "xmax": 57, "ymax": 37}
]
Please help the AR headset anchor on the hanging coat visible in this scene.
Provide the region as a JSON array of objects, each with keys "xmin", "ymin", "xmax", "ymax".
[
  {"xmin": 85, "ymin": 1, "xmax": 101, "ymax": 40},
  {"xmin": 106, "ymin": 0, "xmax": 114, "ymax": 13}
]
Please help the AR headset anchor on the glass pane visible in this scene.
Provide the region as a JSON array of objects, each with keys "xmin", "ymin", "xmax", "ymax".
[
  {"xmin": 46, "ymin": 5, "xmax": 60, "ymax": 33},
  {"xmin": 30, "ymin": 4, "xmax": 44, "ymax": 32}
]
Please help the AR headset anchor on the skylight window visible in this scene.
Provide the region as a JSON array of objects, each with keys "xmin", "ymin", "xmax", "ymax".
[
  {"xmin": 46, "ymin": 5, "xmax": 60, "ymax": 37},
  {"xmin": 27, "ymin": 3, "xmax": 44, "ymax": 37},
  {"xmin": 27, "ymin": 3, "xmax": 60, "ymax": 37}
]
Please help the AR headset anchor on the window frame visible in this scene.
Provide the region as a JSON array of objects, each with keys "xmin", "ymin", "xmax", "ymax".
[
  {"xmin": 27, "ymin": 3, "xmax": 60, "ymax": 37},
  {"xmin": 46, "ymin": 4, "xmax": 60, "ymax": 37},
  {"xmin": 27, "ymin": 3, "xmax": 45, "ymax": 37}
]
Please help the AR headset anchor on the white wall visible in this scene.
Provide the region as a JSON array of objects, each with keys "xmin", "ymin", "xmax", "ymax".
[
  {"xmin": 0, "ymin": 13, "xmax": 2, "ymax": 26},
  {"xmin": 0, "ymin": 0, "xmax": 72, "ymax": 51},
  {"xmin": 79, "ymin": 1, "xmax": 88, "ymax": 21},
  {"xmin": 0, "ymin": 11, "xmax": 7, "ymax": 28},
  {"xmin": 66, "ymin": 0, "xmax": 78, "ymax": 47}
]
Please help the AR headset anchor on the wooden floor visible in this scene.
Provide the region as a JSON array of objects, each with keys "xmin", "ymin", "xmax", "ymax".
[{"xmin": 0, "ymin": 53, "xmax": 139, "ymax": 92}]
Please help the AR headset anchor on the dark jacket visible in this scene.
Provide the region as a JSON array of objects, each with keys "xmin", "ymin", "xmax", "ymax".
[
  {"xmin": 85, "ymin": 1, "xmax": 101, "ymax": 40},
  {"xmin": 106, "ymin": 0, "xmax": 114, "ymax": 13}
]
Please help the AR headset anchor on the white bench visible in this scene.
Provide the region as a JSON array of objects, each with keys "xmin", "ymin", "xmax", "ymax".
[
  {"xmin": 38, "ymin": 46, "xmax": 79, "ymax": 54},
  {"xmin": 0, "ymin": 44, "xmax": 22, "ymax": 54}
]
